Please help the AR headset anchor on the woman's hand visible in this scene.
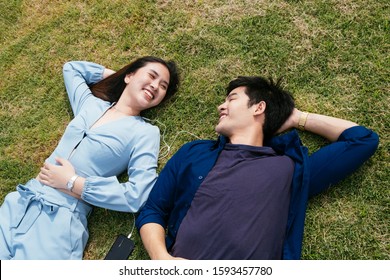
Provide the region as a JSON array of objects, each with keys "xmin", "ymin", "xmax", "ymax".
[
  {"xmin": 276, "ymin": 108, "xmax": 301, "ymax": 134},
  {"xmin": 37, "ymin": 158, "xmax": 76, "ymax": 190}
]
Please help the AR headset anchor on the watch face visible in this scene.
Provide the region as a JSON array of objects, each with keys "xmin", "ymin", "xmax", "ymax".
[{"xmin": 67, "ymin": 175, "xmax": 77, "ymax": 191}]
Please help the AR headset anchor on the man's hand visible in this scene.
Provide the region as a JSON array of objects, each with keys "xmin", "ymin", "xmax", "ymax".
[{"xmin": 276, "ymin": 108, "xmax": 300, "ymax": 134}]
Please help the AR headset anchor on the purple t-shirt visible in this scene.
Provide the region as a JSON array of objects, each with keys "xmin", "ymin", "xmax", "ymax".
[{"xmin": 171, "ymin": 143, "xmax": 294, "ymax": 259}]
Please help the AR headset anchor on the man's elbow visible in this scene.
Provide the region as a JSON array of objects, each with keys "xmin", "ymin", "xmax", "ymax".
[{"xmin": 364, "ymin": 130, "xmax": 380, "ymax": 158}]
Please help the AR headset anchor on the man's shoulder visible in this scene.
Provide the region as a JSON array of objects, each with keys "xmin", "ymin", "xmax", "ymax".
[
  {"xmin": 179, "ymin": 139, "xmax": 219, "ymax": 152},
  {"xmin": 269, "ymin": 130, "xmax": 300, "ymax": 146},
  {"xmin": 166, "ymin": 138, "xmax": 220, "ymax": 168}
]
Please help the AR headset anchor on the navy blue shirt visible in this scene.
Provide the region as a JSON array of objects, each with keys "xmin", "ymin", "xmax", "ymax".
[
  {"xmin": 136, "ymin": 127, "xmax": 379, "ymax": 259},
  {"xmin": 171, "ymin": 144, "xmax": 294, "ymax": 259}
]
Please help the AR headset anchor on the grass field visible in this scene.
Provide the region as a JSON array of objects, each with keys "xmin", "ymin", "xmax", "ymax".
[{"xmin": 0, "ymin": 0, "xmax": 388, "ymax": 260}]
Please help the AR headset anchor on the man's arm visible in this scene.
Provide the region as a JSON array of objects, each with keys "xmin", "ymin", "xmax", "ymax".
[
  {"xmin": 279, "ymin": 108, "xmax": 378, "ymax": 197},
  {"xmin": 136, "ymin": 145, "xmax": 191, "ymax": 260},
  {"xmin": 278, "ymin": 108, "xmax": 358, "ymax": 141},
  {"xmin": 140, "ymin": 223, "xmax": 185, "ymax": 260}
]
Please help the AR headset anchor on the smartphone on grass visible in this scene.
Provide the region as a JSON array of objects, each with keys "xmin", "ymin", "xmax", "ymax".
[{"xmin": 104, "ymin": 234, "xmax": 135, "ymax": 260}]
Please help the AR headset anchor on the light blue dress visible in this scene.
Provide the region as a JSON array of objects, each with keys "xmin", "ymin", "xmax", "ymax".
[{"xmin": 0, "ymin": 61, "xmax": 160, "ymax": 259}]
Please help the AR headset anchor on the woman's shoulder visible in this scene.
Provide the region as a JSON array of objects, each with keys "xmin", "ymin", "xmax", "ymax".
[{"xmin": 126, "ymin": 117, "xmax": 160, "ymax": 139}]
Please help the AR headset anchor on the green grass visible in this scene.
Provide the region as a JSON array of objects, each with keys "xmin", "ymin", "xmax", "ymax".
[{"xmin": 0, "ymin": 0, "xmax": 388, "ymax": 260}]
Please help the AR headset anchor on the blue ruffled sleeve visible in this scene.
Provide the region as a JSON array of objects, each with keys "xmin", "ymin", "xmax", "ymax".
[{"xmin": 62, "ymin": 61, "xmax": 105, "ymax": 116}]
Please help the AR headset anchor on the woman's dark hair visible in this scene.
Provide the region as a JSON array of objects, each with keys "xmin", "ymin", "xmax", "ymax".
[
  {"xmin": 226, "ymin": 76, "xmax": 294, "ymax": 141},
  {"xmin": 90, "ymin": 56, "xmax": 179, "ymax": 104}
]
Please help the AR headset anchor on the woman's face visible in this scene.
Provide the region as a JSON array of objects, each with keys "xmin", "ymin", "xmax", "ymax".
[{"xmin": 124, "ymin": 62, "xmax": 170, "ymax": 111}]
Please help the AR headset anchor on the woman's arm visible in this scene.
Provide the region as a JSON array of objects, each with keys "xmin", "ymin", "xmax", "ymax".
[
  {"xmin": 63, "ymin": 61, "xmax": 106, "ymax": 115},
  {"xmin": 38, "ymin": 126, "xmax": 161, "ymax": 212},
  {"xmin": 103, "ymin": 68, "xmax": 116, "ymax": 79}
]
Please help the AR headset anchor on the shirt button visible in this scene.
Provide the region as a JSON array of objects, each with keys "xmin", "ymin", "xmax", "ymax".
[{"xmin": 198, "ymin": 176, "xmax": 203, "ymax": 180}]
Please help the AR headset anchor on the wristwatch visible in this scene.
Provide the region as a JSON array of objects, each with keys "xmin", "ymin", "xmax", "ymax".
[
  {"xmin": 66, "ymin": 175, "xmax": 79, "ymax": 192},
  {"xmin": 298, "ymin": 112, "xmax": 309, "ymax": 131}
]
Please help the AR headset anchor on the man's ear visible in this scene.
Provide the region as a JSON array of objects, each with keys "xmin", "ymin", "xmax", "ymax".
[{"xmin": 254, "ymin": 101, "xmax": 266, "ymax": 115}]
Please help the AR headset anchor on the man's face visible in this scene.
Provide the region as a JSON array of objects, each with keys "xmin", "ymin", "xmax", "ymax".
[{"xmin": 215, "ymin": 86, "xmax": 257, "ymax": 138}]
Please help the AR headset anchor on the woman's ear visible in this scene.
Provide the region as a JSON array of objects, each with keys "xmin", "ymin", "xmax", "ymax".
[
  {"xmin": 124, "ymin": 73, "xmax": 133, "ymax": 84},
  {"xmin": 254, "ymin": 101, "xmax": 266, "ymax": 115}
]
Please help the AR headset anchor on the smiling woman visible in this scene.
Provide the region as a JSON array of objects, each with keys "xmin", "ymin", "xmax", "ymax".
[
  {"xmin": 117, "ymin": 62, "xmax": 171, "ymax": 115},
  {"xmin": 0, "ymin": 56, "xmax": 179, "ymax": 260},
  {"xmin": 89, "ymin": 62, "xmax": 172, "ymax": 130}
]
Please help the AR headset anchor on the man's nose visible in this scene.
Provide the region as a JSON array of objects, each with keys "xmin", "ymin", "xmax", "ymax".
[{"xmin": 218, "ymin": 101, "xmax": 226, "ymax": 111}]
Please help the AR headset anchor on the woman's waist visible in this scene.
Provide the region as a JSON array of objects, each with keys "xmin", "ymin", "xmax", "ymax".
[{"xmin": 24, "ymin": 178, "xmax": 92, "ymax": 215}]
